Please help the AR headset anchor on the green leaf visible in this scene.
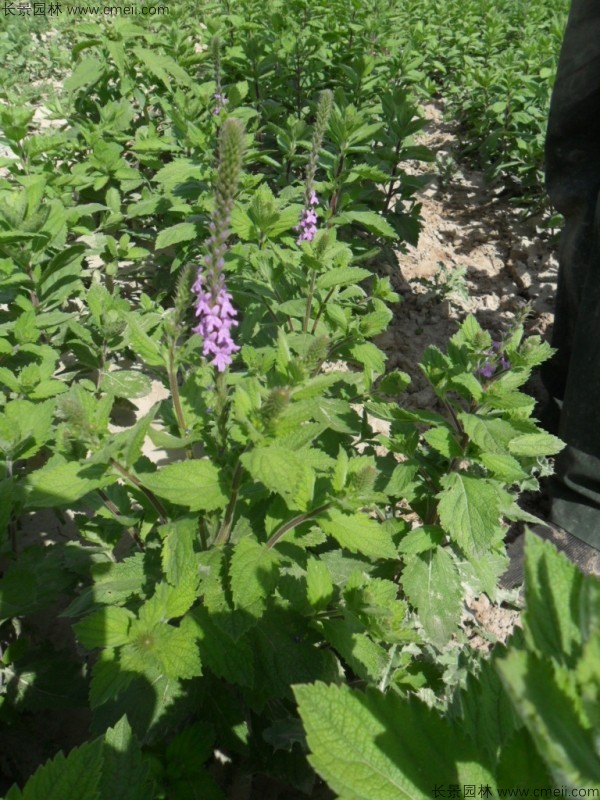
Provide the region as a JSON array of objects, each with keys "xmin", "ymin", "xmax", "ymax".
[
  {"xmin": 189, "ymin": 606, "xmax": 255, "ymax": 688},
  {"xmin": 306, "ymin": 558, "xmax": 334, "ymax": 611},
  {"xmin": 320, "ymin": 619, "xmax": 388, "ymax": 682},
  {"xmin": 496, "ymin": 650, "xmax": 600, "ymax": 786},
  {"xmin": 140, "ymin": 460, "xmax": 227, "ymax": 512},
  {"xmin": 19, "ymin": 738, "xmax": 103, "ymax": 800},
  {"xmin": 229, "ymin": 535, "xmax": 280, "ymax": 617},
  {"xmin": 295, "ymin": 683, "xmax": 494, "ymax": 800},
  {"xmin": 437, "ymin": 473, "xmax": 503, "ymax": 557},
  {"xmin": 75, "ymin": 607, "xmax": 135, "ymax": 649},
  {"xmin": 316, "ymin": 267, "xmax": 371, "ymax": 291},
  {"xmin": 90, "ymin": 650, "xmax": 135, "ymax": 709},
  {"xmin": 422, "ymin": 426, "xmax": 462, "ymax": 458},
  {"xmin": 24, "ymin": 461, "xmax": 117, "ymax": 509},
  {"xmin": 480, "ymin": 452, "xmax": 528, "ymax": 482},
  {"xmin": 402, "ymin": 547, "xmax": 462, "ymax": 646},
  {"xmin": 457, "ymin": 654, "xmax": 520, "ymax": 765},
  {"xmin": 101, "ymin": 370, "xmax": 151, "ymax": 400},
  {"xmin": 522, "ymin": 533, "xmax": 584, "ymax": 665},
  {"xmin": 318, "ymin": 510, "xmax": 397, "ymax": 560},
  {"xmin": 65, "ymin": 57, "xmax": 105, "ymax": 93},
  {"xmin": 160, "ymin": 517, "xmax": 199, "ymax": 588},
  {"xmin": 339, "ymin": 210, "xmax": 396, "ymax": 238},
  {"xmin": 508, "ymin": 432, "xmax": 565, "ymax": 457},
  {"xmin": 122, "ymin": 615, "xmax": 202, "ymax": 682},
  {"xmin": 101, "ymin": 716, "xmax": 152, "ymax": 800},
  {"xmin": 240, "ymin": 446, "xmax": 315, "ymax": 511},
  {"xmin": 155, "ymin": 223, "xmax": 197, "ymax": 250}
]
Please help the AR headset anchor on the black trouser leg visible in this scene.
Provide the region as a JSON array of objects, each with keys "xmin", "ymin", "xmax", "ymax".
[{"xmin": 542, "ymin": 0, "xmax": 600, "ymax": 547}]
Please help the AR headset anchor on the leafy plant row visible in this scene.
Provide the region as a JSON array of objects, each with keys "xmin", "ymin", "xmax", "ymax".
[{"xmin": 0, "ymin": 1, "xmax": 579, "ymax": 797}]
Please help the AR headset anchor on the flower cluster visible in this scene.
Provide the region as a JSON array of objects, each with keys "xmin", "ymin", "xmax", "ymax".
[
  {"xmin": 477, "ymin": 340, "xmax": 510, "ymax": 379},
  {"xmin": 192, "ymin": 118, "xmax": 245, "ymax": 372},
  {"xmin": 296, "ymin": 190, "xmax": 319, "ymax": 243},
  {"xmin": 213, "ymin": 92, "xmax": 229, "ymax": 116},
  {"xmin": 296, "ymin": 90, "xmax": 333, "ymax": 246},
  {"xmin": 192, "ymin": 270, "xmax": 239, "ymax": 372}
]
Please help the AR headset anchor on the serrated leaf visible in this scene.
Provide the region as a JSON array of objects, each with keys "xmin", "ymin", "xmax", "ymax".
[
  {"xmin": 160, "ymin": 517, "xmax": 198, "ymax": 587},
  {"xmin": 101, "ymin": 370, "xmax": 151, "ymax": 400},
  {"xmin": 229, "ymin": 535, "xmax": 279, "ymax": 617},
  {"xmin": 140, "ymin": 460, "xmax": 227, "ymax": 512},
  {"xmin": 320, "ymin": 619, "xmax": 388, "ymax": 682},
  {"xmin": 340, "ymin": 210, "xmax": 396, "ymax": 238},
  {"xmin": 508, "ymin": 432, "xmax": 565, "ymax": 457},
  {"xmin": 437, "ymin": 473, "xmax": 503, "ymax": 557},
  {"xmin": 240, "ymin": 446, "xmax": 315, "ymax": 511},
  {"xmin": 422, "ymin": 426, "xmax": 462, "ymax": 458},
  {"xmin": 496, "ymin": 650, "xmax": 600, "ymax": 786},
  {"xmin": 101, "ymin": 716, "xmax": 151, "ymax": 800},
  {"xmin": 295, "ymin": 683, "xmax": 494, "ymax": 800},
  {"xmin": 306, "ymin": 558, "xmax": 334, "ymax": 611},
  {"xmin": 480, "ymin": 452, "xmax": 528, "ymax": 482},
  {"xmin": 90, "ymin": 650, "xmax": 135, "ymax": 709},
  {"xmin": 402, "ymin": 547, "xmax": 462, "ymax": 646},
  {"xmin": 318, "ymin": 510, "xmax": 397, "ymax": 560},
  {"xmin": 316, "ymin": 267, "xmax": 371, "ymax": 291},
  {"xmin": 522, "ymin": 533, "xmax": 584, "ymax": 665},
  {"xmin": 155, "ymin": 223, "xmax": 197, "ymax": 250},
  {"xmin": 75, "ymin": 606, "xmax": 135, "ymax": 649},
  {"xmin": 24, "ymin": 461, "xmax": 117, "ymax": 509},
  {"xmin": 19, "ymin": 738, "xmax": 103, "ymax": 800},
  {"xmin": 189, "ymin": 606, "xmax": 254, "ymax": 688}
]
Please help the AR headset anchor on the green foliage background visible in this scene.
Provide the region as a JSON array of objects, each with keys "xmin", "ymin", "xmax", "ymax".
[{"xmin": 0, "ymin": 1, "xmax": 588, "ymax": 798}]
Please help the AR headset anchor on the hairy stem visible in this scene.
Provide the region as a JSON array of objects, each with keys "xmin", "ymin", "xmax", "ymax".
[
  {"xmin": 266, "ymin": 503, "xmax": 331, "ymax": 549},
  {"xmin": 110, "ymin": 459, "xmax": 168, "ymax": 523},
  {"xmin": 214, "ymin": 460, "xmax": 244, "ymax": 546}
]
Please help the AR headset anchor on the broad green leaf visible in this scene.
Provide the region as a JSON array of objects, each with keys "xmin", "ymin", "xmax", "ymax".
[
  {"xmin": 318, "ymin": 510, "xmax": 397, "ymax": 560},
  {"xmin": 457, "ymin": 654, "xmax": 520, "ymax": 764},
  {"xmin": 320, "ymin": 619, "xmax": 388, "ymax": 682},
  {"xmin": 19, "ymin": 738, "xmax": 103, "ymax": 800},
  {"xmin": 139, "ymin": 460, "xmax": 227, "ymax": 512},
  {"xmin": 90, "ymin": 650, "xmax": 135, "ymax": 709},
  {"xmin": 459, "ymin": 413, "xmax": 521, "ymax": 454},
  {"xmin": 75, "ymin": 606, "xmax": 135, "ymax": 649},
  {"xmin": 339, "ymin": 210, "xmax": 396, "ymax": 238},
  {"xmin": 306, "ymin": 558, "xmax": 334, "ymax": 611},
  {"xmin": 101, "ymin": 370, "xmax": 151, "ymax": 400},
  {"xmin": 422, "ymin": 426, "xmax": 462, "ymax": 458},
  {"xmin": 121, "ymin": 615, "xmax": 201, "ymax": 682},
  {"xmin": 229, "ymin": 535, "xmax": 280, "ymax": 617},
  {"xmin": 101, "ymin": 716, "xmax": 152, "ymax": 800},
  {"xmin": 240, "ymin": 446, "xmax": 315, "ymax": 511},
  {"xmin": 155, "ymin": 222, "xmax": 197, "ymax": 250},
  {"xmin": 402, "ymin": 547, "xmax": 462, "ymax": 646},
  {"xmin": 160, "ymin": 517, "xmax": 199, "ymax": 588},
  {"xmin": 24, "ymin": 461, "xmax": 117, "ymax": 509},
  {"xmin": 508, "ymin": 432, "xmax": 565, "ymax": 457},
  {"xmin": 437, "ymin": 473, "xmax": 503, "ymax": 556},
  {"xmin": 480, "ymin": 452, "xmax": 528, "ymax": 482},
  {"xmin": 295, "ymin": 683, "xmax": 494, "ymax": 800},
  {"xmin": 496, "ymin": 650, "xmax": 600, "ymax": 786},
  {"xmin": 316, "ymin": 267, "xmax": 371, "ymax": 291},
  {"xmin": 522, "ymin": 533, "xmax": 584, "ymax": 665},
  {"xmin": 189, "ymin": 606, "xmax": 255, "ymax": 688},
  {"xmin": 65, "ymin": 57, "xmax": 105, "ymax": 93}
]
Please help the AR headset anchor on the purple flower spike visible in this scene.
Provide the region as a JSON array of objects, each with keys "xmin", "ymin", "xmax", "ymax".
[
  {"xmin": 477, "ymin": 362, "xmax": 495, "ymax": 379},
  {"xmin": 192, "ymin": 118, "xmax": 245, "ymax": 372},
  {"xmin": 295, "ymin": 205, "xmax": 319, "ymax": 243},
  {"xmin": 193, "ymin": 273, "xmax": 239, "ymax": 372}
]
